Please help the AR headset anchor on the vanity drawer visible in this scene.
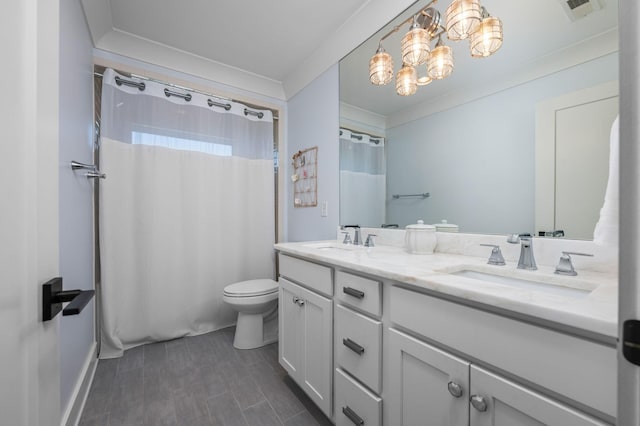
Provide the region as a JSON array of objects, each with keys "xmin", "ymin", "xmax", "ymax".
[
  {"xmin": 279, "ymin": 253, "xmax": 333, "ymax": 296},
  {"xmin": 335, "ymin": 303, "xmax": 382, "ymax": 393},
  {"xmin": 389, "ymin": 285, "xmax": 617, "ymax": 418},
  {"xmin": 335, "ymin": 368, "xmax": 382, "ymax": 426},
  {"xmin": 335, "ymin": 270, "xmax": 381, "ymax": 317}
]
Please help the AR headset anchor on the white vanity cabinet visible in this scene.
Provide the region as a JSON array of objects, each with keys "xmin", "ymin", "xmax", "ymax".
[
  {"xmin": 278, "ymin": 255, "xmax": 333, "ymax": 418},
  {"xmin": 387, "ymin": 328, "xmax": 609, "ymax": 426},
  {"xmin": 388, "ymin": 285, "xmax": 616, "ymax": 426},
  {"xmin": 275, "ymin": 245, "xmax": 616, "ymax": 426}
]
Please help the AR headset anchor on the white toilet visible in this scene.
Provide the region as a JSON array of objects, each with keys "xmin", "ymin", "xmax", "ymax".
[{"xmin": 223, "ymin": 279, "xmax": 279, "ymax": 349}]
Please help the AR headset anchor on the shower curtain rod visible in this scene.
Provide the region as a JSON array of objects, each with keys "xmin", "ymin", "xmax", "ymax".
[
  {"xmin": 340, "ymin": 127, "xmax": 385, "ymax": 142},
  {"xmin": 94, "ymin": 70, "xmax": 279, "ymax": 120}
]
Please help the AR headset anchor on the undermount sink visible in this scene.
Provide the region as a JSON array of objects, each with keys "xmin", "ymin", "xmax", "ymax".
[
  {"xmin": 302, "ymin": 242, "xmax": 364, "ymax": 251},
  {"xmin": 451, "ymin": 269, "xmax": 594, "ymax": 298}
]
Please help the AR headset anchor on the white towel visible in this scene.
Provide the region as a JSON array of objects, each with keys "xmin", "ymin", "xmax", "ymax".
[{"xmin": 593, "ymin": 115, "xmax": 619, "ymax": 246}]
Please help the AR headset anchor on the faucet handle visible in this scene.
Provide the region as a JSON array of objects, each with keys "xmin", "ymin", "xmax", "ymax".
[
  {"xmin": 364, "ymin": 234, "xmax": 377, "ymax": 247},
  {"xmin": 555, "ymin": 251, "xmax": 594, "ymax": 276},
  {"xmin": 342, "ymin": 231, "xmax": 352, "ymax": 245},
  {"xmin": 480, "ymin": 244, "xmax": 506, "ymax": 266}
]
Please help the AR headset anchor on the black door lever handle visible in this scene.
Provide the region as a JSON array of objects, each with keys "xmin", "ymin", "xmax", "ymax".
[{"xmin": 43, "ymin": 277, "xmax": 95, "ymax": 321}]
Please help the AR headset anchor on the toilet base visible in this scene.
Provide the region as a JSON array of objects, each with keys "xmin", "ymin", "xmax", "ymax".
[{"xmin": 233, "ymin": 312, "xmax": 278, "ymax": 350}]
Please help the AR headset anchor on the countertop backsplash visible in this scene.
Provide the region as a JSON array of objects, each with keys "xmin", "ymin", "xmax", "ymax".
[{"xmin": 337, "ymin": 226, "xmax": 618, "ymax": 275}]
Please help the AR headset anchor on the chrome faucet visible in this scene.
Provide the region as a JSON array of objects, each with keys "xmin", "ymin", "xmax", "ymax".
[
  {"xmin": 343, "ymin": 225, "xmax": 362, "ymax": 245},
  {"xmin": 507, "ymin": 234, "xmax": 537, "ymax": 270}
]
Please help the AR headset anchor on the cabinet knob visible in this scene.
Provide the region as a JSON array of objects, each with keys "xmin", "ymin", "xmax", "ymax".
[
  {"xmin": 447, "ymin": 381, "xmax": 463, "ymax": 398},
  {"xmin": 470, "ymin": 395, "xmax": 488, "ymax": 412},
  {"xmin": 292, "ymin": 296, "xmax": 299, "ymax": 304},
  {"xmin": 297, "ymin": 299, "xmax": 305, "ymax": 306}
]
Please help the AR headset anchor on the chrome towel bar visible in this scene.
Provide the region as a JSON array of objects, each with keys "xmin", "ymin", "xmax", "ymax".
[{"xmin": 392, "ymin": 192, "xmax": 430, "ymax": 199}]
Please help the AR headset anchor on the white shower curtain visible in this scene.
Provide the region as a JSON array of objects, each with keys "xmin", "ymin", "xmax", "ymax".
[
  {"xmin": 339, "ymin": 129, "xmax": 386, "ymax": 227},
  {"xmin": 99, "ymin": 68, "xmax": 275, "ymax": 358}
]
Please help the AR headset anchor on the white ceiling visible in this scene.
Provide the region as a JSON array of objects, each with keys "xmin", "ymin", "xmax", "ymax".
[
  {"xmin": 340, "ymin": 0, "xmax": 619, "ymax": 121},
  {"xmin": 82, "ymin": 0, "xmax": 392, "ymax": 100},
  {"xmin": 81, "ymin": 0, "xmax": 618, "ymax": 107},
  {"xmin": 106, "ymin": 0, "xmax": 369, "ymax": 82}
]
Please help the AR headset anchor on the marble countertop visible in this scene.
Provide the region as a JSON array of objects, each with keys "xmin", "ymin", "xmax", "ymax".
[{"xmin": 274, "ymin": 240, "xmax": 618, "ymax": 339}]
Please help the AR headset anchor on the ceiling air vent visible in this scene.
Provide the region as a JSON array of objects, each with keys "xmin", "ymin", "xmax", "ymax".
[{"xmin": 558, "ymin": 0, "xmax": 604, "ymax": 21}]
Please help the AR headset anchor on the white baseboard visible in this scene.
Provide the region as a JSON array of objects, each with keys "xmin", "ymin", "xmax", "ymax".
[{"xmin": 61, "ymin": 341, "xmax": 98, "ymax": 426}]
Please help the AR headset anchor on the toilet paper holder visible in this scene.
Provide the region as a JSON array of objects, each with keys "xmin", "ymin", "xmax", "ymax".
[{"xmin": 42, "ymin": 277, "xmax": 95, "ymax": 321}]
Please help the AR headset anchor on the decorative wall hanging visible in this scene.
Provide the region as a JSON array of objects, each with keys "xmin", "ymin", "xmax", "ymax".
[{"xmin": 292, "ymin": 146, "xmax": 318, "ymax": 207}]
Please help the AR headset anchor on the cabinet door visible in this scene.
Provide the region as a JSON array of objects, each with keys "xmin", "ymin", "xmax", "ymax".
[
  {"xmin": 298, "ymin": 283, "xmax": 333, "ymax": 418},
  {"xmin": 387, "ymin": 328, "xmax": 470, "ymax": 426},
  {"xmin": 279, "ymin": 278, "xmax": 303, "ymax": 378},
  {"xmin": 470, "ymin": 366, "xmax": 610, "ymax": 426}
]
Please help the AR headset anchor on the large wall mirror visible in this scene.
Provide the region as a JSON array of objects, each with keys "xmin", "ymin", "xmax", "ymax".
[{"xmin": 339, "ymin": 0, "xmax": 619, "ymax": 239}]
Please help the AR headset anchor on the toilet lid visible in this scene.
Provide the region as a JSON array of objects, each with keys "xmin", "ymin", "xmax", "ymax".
[{"xmin": 223, "ymin": 279, "xmax": 278, "ymax": 297}]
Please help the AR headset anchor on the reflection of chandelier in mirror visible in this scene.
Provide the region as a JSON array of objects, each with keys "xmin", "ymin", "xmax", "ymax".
[{"xmin": 368, "ymin": 0, "xmax": 503, "ymax": 96}]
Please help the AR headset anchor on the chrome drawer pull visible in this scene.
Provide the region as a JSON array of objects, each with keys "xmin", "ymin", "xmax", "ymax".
[
  {"xmin": 342, "ymin": 406, "xmax": 364, "ymax": 425},
  {"xmin": 343, "ymin": 286, "xmax": 365, "ymax": 299},
  {"xmin": 343, "ymin": 338, "xmax": 365, "ymax": 355}
]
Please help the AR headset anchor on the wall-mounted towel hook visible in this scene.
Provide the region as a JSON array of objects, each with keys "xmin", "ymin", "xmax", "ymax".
[{"xmin": 42, "ymin": 277, "xmax": 95, "ymax": 321}]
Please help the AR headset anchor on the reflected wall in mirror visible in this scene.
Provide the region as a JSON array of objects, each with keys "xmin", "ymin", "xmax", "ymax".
[{"xmin": 339, "ymin": 0, "xmax": 619, "ymax": 239}]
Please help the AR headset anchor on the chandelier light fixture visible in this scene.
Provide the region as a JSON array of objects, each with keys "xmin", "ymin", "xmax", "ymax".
[
  {"xmin": 445, "ymin": 0, "xmax": 482, "ymax": 41},
  {"xmin": 368, "ymin": 0, "xmax": 503, "ymax": 96},
  {"xmin": 470, "ymin": 6, "xmax": 503, "ymax": 57},
  {"xmin": 369, "ymin": 45, "xmax": 395, "ymax": 85},
  {"xmin": 401, "ymin": 16, "xmax": 431, "ymax": 66},
  {"xmin": 428, "ymin": 36, "xmax": 454, "ymax": 79},
  {"xmin": 396, "ymin": 63, "xmax": 418, "ymax": 96}
]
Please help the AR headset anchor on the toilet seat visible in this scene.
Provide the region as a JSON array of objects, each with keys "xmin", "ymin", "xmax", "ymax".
[{"xmin": 223, "ymin": 279, "xmax": 278, "ymax": 298}]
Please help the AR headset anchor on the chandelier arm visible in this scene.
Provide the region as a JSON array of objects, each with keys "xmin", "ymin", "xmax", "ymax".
[
  {"xmin": 378, "ymin": 0, "xmax": 439, "ymax": 43},
  {"xmin": 431, "ymin": 28, "xmax": 447, "ymax": 40}
]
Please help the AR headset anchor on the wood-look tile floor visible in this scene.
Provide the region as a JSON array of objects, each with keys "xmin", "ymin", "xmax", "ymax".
[{"xmin": 79, "ymin": 327, "xmax": 333, "ymax": 426}]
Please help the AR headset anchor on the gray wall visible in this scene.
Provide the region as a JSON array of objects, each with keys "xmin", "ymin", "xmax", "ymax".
[
  {"xmin": 59, "ymin": 0, "xmax": 95, "ymax": 414},
  {"xmin": 386, "ymin": 52, "xmax": 619, "ymax": 234},
  {"xmin": 286, "ymin": 65, "xmax": 340, "ymax": 241}
]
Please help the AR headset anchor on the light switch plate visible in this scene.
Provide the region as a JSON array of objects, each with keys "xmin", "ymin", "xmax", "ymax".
[{"xmin": 321, "ymin": 201, "xmax": 328, "ymax": 217}]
